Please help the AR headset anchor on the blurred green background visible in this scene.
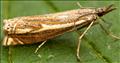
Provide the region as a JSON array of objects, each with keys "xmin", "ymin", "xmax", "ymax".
[{"xmin": 1, "ymin": 1, "xmax": 120, "ymax": 63}]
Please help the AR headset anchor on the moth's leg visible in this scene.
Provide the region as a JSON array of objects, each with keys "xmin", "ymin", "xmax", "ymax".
[
  {"xmin": 8, "ymin": 46, "xmax": 13, "ymax": 63},
  {"xmin": 76, "ymin": 2, "xmax": 94, "ymax": 9},
  {"xmin": 3, "ymin": 36, "xmax": 17, "ymax": 46},
  {"xmin": 99, "ymin": 18, "xmax": 112, "ymax": 28},
  {"xmin": 97, "ymin": 16, "xmax": 120, "ymax": 40},
  {"xmin": 14, "ymin": 38, "xmax": 24, "ymax": 45},
  {"xmin": 99, "ymin": 23, "xmax": 120, "ymax": 40},
  {"xmin": 76, "ymin": 21, "xmax": 94, "ymax": 61},
  {"xmin": 3, "ymin": 36, "xmax": 13, "ymax": 63},
  {"xmin": 3, "ymin": 35, "xmax": 9, "ymax": 46},
  {"xmin": 11, "ymin": 21, "xmax": 24, "ymax": 45},
  {"xmin": 34, "ymin": 41, "xmax": 47, "ymax": 53},
  {"xmin": 76, "ymin": 2, "xmax": 83, "ymax": 8}
]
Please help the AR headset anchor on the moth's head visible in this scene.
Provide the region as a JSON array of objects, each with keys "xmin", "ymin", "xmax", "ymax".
[
  {"xmin": 3, "ymin": 19, "xmax": 13, "ymax": 33},
  {"xmin": 3, "ymin": 19, "xmax": 17, "ymax": 34},
  {"xmin": 96, "ymin": 4, "xmax": 116, "ymax": 16},
  {"xmin": 3, "ymin": 17, "xmax": 22, "ymax": 34}
]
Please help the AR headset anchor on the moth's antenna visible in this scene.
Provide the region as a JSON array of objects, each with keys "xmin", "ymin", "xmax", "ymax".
[
  {"xmin": 103, "ymin": 4, "xmax": 116, "ymax": 15},
  {"xmin": 106, "ymin": 4, "xmax": 114, "ymax": 11}
]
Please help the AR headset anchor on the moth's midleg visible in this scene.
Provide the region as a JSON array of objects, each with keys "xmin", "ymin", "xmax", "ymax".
[
  {"xmin": 71, "ymin": 9, "xmax": 96, "ymax": 61},
  {"xmin": 97, "ymin": 16, "xmax": 120, "ymax": 40},
  {"xmin": 99, "ymin": 23, "xmax": 120, "ymax": 40},
  {"xmin": 99, "ymin": 17, "xmax": 112, "ymax": 29},
  {"xmin": 34, "ymin": 41, "xmax": 47, "ymax": 53},
  {"xmin": 77, "ymin": 21, "xmax": 94, "ymax": 61}
]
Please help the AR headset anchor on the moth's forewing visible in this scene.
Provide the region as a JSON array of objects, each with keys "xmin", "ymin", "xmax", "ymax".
[{"xmin": 3, "ymin": 9, "xmax": 98, "ymax": 46}]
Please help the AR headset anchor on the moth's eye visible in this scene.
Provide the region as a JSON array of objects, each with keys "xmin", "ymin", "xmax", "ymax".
[
  {"xmin": 3, "ymin": 23, "xmax": 12, "ymax": 31},
  {"xmin": 6, "ymin": 24, "xmax": 11, "ymax": 27},
  {"xmin": 7, "ymin": 28, "xmax": 9, "ymax": 30},
  {"xmin": 8, "ymin": 24, "xmax": 10, "ymax": 26},
  {"xmin": 97, "ymin": 8, "xmax": 104, "ymax": 13}
]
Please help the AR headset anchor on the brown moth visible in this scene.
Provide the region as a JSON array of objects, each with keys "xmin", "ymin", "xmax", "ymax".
[{"xmin": 3, "ymin": 4, "xmax": 116, "ymax": 46}]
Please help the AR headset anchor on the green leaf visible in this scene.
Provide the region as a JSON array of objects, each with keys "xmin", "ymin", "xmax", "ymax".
[{"xmin": 1, "ymin": 1, "xmax": 120, "ymax": 63}]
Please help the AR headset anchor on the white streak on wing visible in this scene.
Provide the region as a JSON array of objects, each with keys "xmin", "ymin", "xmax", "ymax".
[
  {"xmin": 58, "ymin": 15, "xmax": 68, "ymax": 19},
  {"xmin": 17, "ymin": 28, "xmax": 33, "ymax": 33},
  {"xmin": 32, "ymin": 20, "xmax": 86, "ymax": 33}
]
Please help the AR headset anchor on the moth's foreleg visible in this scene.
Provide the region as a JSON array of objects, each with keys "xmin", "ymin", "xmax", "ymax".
[
  {"xmin": 3, "ymin": 36, "xmax": 24, "ymax": 46},
  {"xmin": 8, "ymin": 46, "xmax": 13, "ymax": 63},
  {"xmin": 3, "ymin": 36, "xmax": 14, "ymax": 63},
  {"xmin": 77, "ymin": 21, "xmax": 94, "ymax": 61},
  {"xmin": 3, "ymin": 35, "xmax": 9, "ymax": 46}
]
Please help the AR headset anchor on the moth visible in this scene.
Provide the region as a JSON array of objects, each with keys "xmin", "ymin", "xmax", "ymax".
[{"xmin": 3, "ymin": 4, "xmax": 119, "ymax": 61}]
